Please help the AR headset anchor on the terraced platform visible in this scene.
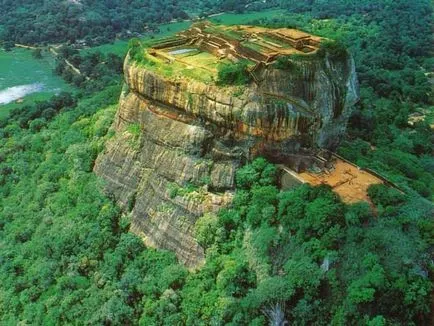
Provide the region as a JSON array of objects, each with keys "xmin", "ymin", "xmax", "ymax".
[{"xmin": 140, "ymin": 22, "xmax": 323, "ymax": 83}]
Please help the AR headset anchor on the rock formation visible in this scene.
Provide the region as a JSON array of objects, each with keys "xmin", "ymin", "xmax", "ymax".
[{"xmin": 94, "ymin": 23, "xmax": 359, "ymax": 267}]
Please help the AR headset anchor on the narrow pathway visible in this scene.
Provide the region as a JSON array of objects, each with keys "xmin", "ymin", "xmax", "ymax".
[
  {"xmin": 14, "ymin": 43, "xmax": 39, "ymax": 50},
  {"xmin": 49, "ymin": 47, "xmax": 90, "ymax": 80}
]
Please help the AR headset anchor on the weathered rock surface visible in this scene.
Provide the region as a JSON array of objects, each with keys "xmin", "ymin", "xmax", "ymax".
[{"xmin": 95, "ymin": 39, "xmax": 358, "ymax": 267}]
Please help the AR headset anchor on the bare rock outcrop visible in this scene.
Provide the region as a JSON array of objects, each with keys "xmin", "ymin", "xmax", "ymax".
[{"xmin": 94, "ymin": 27, "xmax": 358, "ymax": 268}]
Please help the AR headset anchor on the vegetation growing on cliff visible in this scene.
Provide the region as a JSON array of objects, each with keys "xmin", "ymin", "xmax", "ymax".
[
  {"xmin": 217, "ymin": 60, "xmax": 253, "ymax": 86},
  {"xmin": 317, "ymin": 40, "xmax": 348, "ymax": 60},
  {"xmin": 128, "ymin": 38, "xmax": 149, "ymax": 64}
]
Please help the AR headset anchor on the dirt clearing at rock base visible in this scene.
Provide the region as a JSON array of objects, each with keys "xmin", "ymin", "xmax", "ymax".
[{"xmin": 297, "ymin": 158, "xmax": 384, "ymax": 204}]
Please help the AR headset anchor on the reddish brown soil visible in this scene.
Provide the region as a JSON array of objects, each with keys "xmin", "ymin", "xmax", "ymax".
[{"xmin": 299, "ymin": 159, "xmax": 383, "ymax": 204}]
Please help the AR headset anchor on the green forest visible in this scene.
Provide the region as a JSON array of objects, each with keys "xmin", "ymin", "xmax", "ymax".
[
  {"xmin": 0, "ymin": 0, "xmax": 433, "ymax": 325},
  {"xmin": 0, "ymin": 0, "xmax": 190, "ymax": 45}
]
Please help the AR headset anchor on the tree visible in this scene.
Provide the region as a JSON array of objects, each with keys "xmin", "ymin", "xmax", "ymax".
[{"xmin": 217, "ymin": 61, "xmax": 252, "ymax": 86}]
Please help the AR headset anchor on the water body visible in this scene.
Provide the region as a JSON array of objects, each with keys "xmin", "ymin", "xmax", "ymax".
[
  {"xmin": 0, "ymin": 83, "xmax": 44, "ymax": 104},
  {"xmin": 169, "ymin": 48, "xmax": 196, "ymax": 55},
  {"xmin": 0, "ymin": 48, "xmax": 70, "ymax": 109}
]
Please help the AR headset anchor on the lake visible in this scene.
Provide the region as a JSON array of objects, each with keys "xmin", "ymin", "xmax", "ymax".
[{"xmin": 0, "ymin": 48, "xmax": 70, "ymax": 118}]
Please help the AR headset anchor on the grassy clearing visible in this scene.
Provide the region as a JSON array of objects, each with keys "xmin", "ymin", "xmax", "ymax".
[
  {"xmin": 135, "ymin": 51, "xmax": 216, "ymax": 83},
  {"xmin": 181, "ymin": 51, "xmax": 219, "ymax": 70},
  {"xmin": 0, "ymin": 49, "xmax": 68, "ymax": 90}
]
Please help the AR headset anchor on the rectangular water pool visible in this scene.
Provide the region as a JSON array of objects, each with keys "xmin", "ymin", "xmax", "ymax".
[{"xmin": 168, "ymin": 48, "xmax": 196, "ymax": 55}]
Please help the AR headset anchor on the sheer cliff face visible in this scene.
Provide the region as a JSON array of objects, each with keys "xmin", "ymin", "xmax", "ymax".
[{"xmin": 95, "ymin": 50, "xmax": 358, "ymax": 267}]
